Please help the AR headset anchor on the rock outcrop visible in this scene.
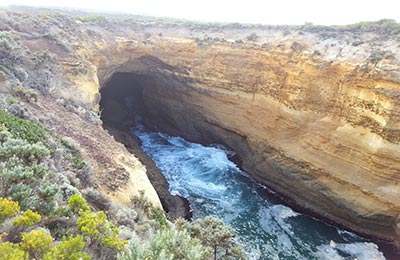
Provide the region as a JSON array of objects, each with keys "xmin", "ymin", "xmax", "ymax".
[{"xmin": 1, "ymin": 7, "xmax": 400, "ymax": 243}]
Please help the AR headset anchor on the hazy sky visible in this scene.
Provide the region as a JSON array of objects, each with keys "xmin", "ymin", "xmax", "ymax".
[{"xmin": 0, "ymin": 0, "xmax": 398, "ymax": 25}]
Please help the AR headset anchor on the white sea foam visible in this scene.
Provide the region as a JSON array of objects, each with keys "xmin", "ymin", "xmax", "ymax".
[
  {"xmin": 316, "ymin": 241, "xmax": 386, "ymax": 260},
  {"xmin": 335, "ymin": 242, "xmax": 386, "ymax": 260},
  {"xmin": 315, "ymin": 244, "xmax": 345, "ymax": 260},
  {"xmin": 337, "ymin": 229, "xmax": 360, "ymax": 239},
  {"xmin": 276, "ymin": 205, "xmax": 300, "ymax": 219}
]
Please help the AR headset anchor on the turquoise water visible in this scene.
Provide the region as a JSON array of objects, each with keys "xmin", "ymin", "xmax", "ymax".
[{"xmin": 133, "ymin": 127, "xmax": 386, "ymax": 260}]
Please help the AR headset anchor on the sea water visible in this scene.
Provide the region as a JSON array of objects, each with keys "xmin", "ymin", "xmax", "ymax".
[{"xmin": 133, "ymin": 127, "xmax": 386, "ymax": 260}]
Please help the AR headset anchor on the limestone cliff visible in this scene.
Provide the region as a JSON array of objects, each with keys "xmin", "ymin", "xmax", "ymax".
[{"xmin": 1, "ymin": 7, "xmax": 400, "ymax": 243}]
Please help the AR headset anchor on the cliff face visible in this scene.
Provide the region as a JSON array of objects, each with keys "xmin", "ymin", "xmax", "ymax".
[
  {"xmin": 96, "ymin": 44, "xmax": 400, "ymax": 241},
  {"xmin": 1, "ymin": 8, "xmax": 400, "ymax": 242}
]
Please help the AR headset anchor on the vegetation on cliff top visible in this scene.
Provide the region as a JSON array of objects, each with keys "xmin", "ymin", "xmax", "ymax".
[
  {"xmin": 0, "ymin": 108, "xmax": 246, "ymax": 259},
  {"xmin": 0, "ymin": 195, "xmax": 125, "ymax": 260},
  {"xmin": 0, "ymin": 109, "xmax": 125, "ymax": 259}
]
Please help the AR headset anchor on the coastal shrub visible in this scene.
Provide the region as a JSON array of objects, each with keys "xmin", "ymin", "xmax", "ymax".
[
  {"xmin": 343, "ymin": 19, "xmax": 400, "ymax": 33},
  {"xmin": 20, "ymin": 229, "xmax": 53, "ymax": 259},
  {"xmin": 0, "ymin": 130, "xmax": 58, "ymax": 215},
  {"xmin": 43, "ymin": 235, "xmax": 91, "ymax": 260},
  {"xmin": 130, "ymin": 190, "xmax": 153, "ymax": 212},
  {"xmin": 130, "ymin": 191, "xmax": 167, "ymax": 229},
  {"xmin": 6, "ymin": 97, "xmax": 18, "ymax": 105},
  {"xmin": 175, "ymin": 216, "xmax": 246, "ymax": 260},
  {"xmin": 0, "ymin": 109, "xmax": 123, "ymax": 258},
  {"xmin": 0, "ymin": 197, "xmax": 20, "ymax": 223},
  {"xmin": 0, "ymin": 241, "xmax": 26, "ymax": 260},
  {"xmin": 118, "ymin": 229, "xmax": 212, "ymax": 260},
  {"xmin": 76, "ymin": 164, "xmax": 94, "ymax": 187},
  {"xmin": 69, "ymin": 194, "xmax": 127, "ymax": 251},
  {"xmin": 13, "ymin": 86, "xmax": 38, "ymax": 102},
  {"xmin": 0, "ymin": 109, "xmax": 52, "ymax": 148},
  {"xmin": 13, "ymin": 209, "xmax": 41, "ymax": 227},
  {"xmin": 77, "ymin": 209, "xmax": 126, "ymax": 250},
  {"xmin": 1, "ymin": 196, "xmax": 124, "ymax": 260},
  {"xmin": 115, "ymin": 205, "xmax": 137, "ymax": 228},
  {"xmin": 0, "ymin": 31, "xmax": 21, "ymax": 65},
  {"xmin": 45, "ymin": 31, "xmax": 74, "ymax": 53},
  {"xmin": 68, "ymin": 193, "xmax": 90, "ymax": 213},
  {"xmin": 31, "ymin": 50, "xmax": 52, "ymax": 67},
  {"xmin": 83, "ymin": 187, "xmax": 111, "ymax": 211},
  {"xmin": 0, "ymin": 31, "xmax": 36, "ymax": 86},
  {"xmin": 78, "ymin": 15, "xmax": 107, "ymax": 23},
  {"xmin": 149, "ymin": 207, "xmax": 168, "ymax": 230},
  {"xmin": 72, "ymin": 156, "xmax": 86, "ymax": 169}
]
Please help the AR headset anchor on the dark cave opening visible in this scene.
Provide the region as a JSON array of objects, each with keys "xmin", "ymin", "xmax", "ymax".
[
  {"xmin": 100, "ymin": 72, "xmax": 149, "ymax": 129},
  {"xmin": 99, "ymin": 70, "xmax": 244, "ymax": 173},
  {"xmin": 99, "ymin": 72, "xmax": 192, "ymax": 220}
]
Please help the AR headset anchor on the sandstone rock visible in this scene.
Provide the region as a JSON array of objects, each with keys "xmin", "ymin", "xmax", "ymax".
[{"xmin": 96, "ymin": 38, "xmax": 400, "ymax": 242}]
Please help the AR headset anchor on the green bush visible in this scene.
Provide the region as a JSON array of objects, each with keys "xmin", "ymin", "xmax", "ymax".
[
  {"xmin": 72, "ymin": 156, "xmax": 86, "ymax": 169},
  {"xmin": 0, "ymin": 107, "xmax": 124, "ymax": 259},
  {"xmin": 130, "ymin": 190, "xmax": 153, "ymax": 212},
  {"xmin": 0, "ymin": 241, "xmax": 27, "ymax": 260},
  {"xmin": 176, "ymin": 217, "xmax": 246, "ymax": 260},
  {"xmin": 70, "ymin": 194, "xmax": 127, "ymax": 251},
  {"xmin": 68, "ymin": 193, "xmax": 90, "ymax": 213},
  {"xmin": 118, "ymin": 229, "xmax": 212, "ymax": 260},
  {"xmin": 0, "ymin": 196, "xmax": 124, "ymax": 260},
  {"xmin": 149, "ymin": 207, "xmax": 168, "ymax": 230},
  {"xmin": 0, "ymin": 197, "xmax": 20, "ymax": 223},
  {"xmin": 342, "ymin": 19, "xmax": 400, "ymax": 33},
  {"xmin": 0, "ymin": 31, "xmax": 20, "ymax": 64},
  {"xmin": 20, "ymin": 229, "xmax": 53, "ymax": 259},
  {"xmin": 78, "ymin": 15, "xmax": 107, "ymax": 23},
  {"xmin": 31, "ymin": 50, "xmax": 52, "ymax": 66},
  {"xmin": 0, "ymin": 109, "xmax": 53, "ymax": 148},
  {"xmin": 13, "ymin": 209, "xmax": 41, "ymax": 227},
  {"xmin": 0, "ymin": 130, "xmax": 59, "ymax": 215},
  {"xmin": 0, "ymin": 136, "xmax": 49, "ymax": 162},
  {"xmin": 43, "ymin": 235, "xmax": 91, "ymax": 260}
]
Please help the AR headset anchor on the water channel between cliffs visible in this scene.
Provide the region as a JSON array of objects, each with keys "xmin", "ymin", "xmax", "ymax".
[{"xmin": 131, "ymin": 122, "xmax": 386, "ymax": 260}]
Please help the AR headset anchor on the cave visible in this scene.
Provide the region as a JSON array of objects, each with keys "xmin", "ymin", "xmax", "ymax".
[
  {"xmin": 99, "ymin": 69, "xmax": 245, "ymax": 167},
  {"xmin": 99, "ymin": 71, "xmax": 193, "ymax": 220},
  {"xmin": 98, "ymin": 55, "xmax": 205, "ymax": 139},
  {"xmin": 100, "ymin": 72, "xmax": 149, "ymax": 129},
  {"xmin": 99, "ymin": 70, "xmax": 200, "ymax": 138}
]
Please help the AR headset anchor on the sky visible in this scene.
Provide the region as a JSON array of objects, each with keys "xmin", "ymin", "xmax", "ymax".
[{"xmin": 0, "ymin": 0, "xmax": 398, "ymax": 25}]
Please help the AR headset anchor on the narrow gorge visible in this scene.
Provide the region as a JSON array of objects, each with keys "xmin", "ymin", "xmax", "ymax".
[
  {"xmin": 1, "ymin": 8, "xmax": 400, "ymax": 259},
  {"xmin": 96, "ymin": 45, "xmax": 400, "ymax": 245}
]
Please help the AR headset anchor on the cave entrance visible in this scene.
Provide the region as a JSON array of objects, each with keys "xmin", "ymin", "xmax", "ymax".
[
  {"xmin": 99, "ymin": 69, "xmax": 245, "ymax": 168},
  {"xmin": 99, "ymin": 55, "xmax": 184, "ymax": 132},
  {"xmin": 99, "ymin": 71, "xmax": 192, "ymax": 220},
  {"xmin": 99, "ymin": 72, "xmax": 151, "ymax": 129}
]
